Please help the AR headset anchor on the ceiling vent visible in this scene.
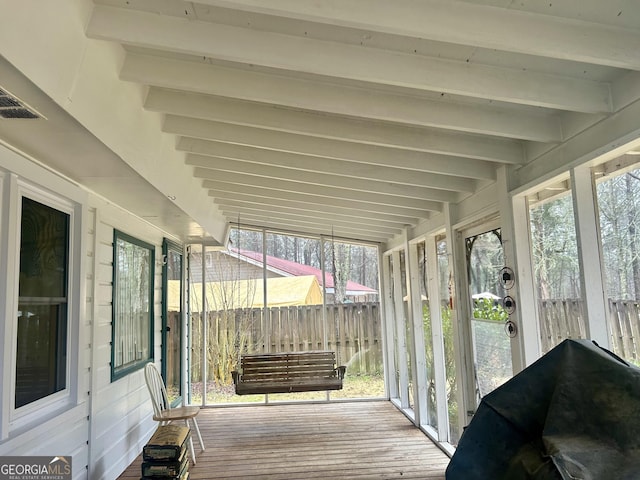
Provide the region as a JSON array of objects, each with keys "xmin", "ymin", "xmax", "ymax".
[{"xmin": 0, "ymin": 87, "xmax": 44, "ymax": 119}]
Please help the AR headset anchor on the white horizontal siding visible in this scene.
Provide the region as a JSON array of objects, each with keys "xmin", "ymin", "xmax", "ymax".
[
  {"xmin": 0, "ymin": 144, "xmax": 179, "ymax": 480},
  {"xmin": 0, "ymin": 406, "xmax": 90, "ymax": 480},
  {"xmin": 88, "ymin": 196, "xmax": 169, "ymax": 480},
  {"xmin": 0, "ymin": 144, "xmax": 91, "ymax": 478}
]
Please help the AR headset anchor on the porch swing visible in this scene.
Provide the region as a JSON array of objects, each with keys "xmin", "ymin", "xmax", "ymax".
[
  {"xmin": 230, "ymin": 225, "xmax": 347, "ymax": 395},
  {"xmin": 231, "ymin": 350, "xmax": 346, "ymax": 395}
]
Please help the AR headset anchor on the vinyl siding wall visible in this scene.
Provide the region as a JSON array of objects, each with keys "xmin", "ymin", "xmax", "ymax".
[
  {"xmin": 87, "ymin": 198, "xmax": 165, "ymax": 480},
  {"xmin": 0, "ymin": 144, "xmax": 91, "ymax": 478},
  {"xmin": 0, "ymin": 144, "xmax": 174, "ymax": 480}
]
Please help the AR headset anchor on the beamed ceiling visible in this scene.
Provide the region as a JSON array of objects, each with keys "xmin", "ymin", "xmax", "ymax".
[{"xmin": 2, "ymin": 0, "xmax": 640, "ymax": 245}]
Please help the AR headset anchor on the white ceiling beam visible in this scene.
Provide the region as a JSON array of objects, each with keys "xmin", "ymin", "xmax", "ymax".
[
  {"xmin": 181, "ymin": 139, "xmax": 476, "ymax": 192},
  {"xmin": 223, "ymin": 210, "xmax": 391, "ymax": 239},
  {"xmin": 208, "ymin": 189, "xmax": 419, "ymax": 225},
  {"xmin": 215, "ymin": 197, "xmax": 413, "ymax": 229},
  {"xmin": 167, "ymin": 115, "xmax": 520, "ymax": 171},
  {"xmin": 178, "ymin": 136, "xmax": 492, "ymax": 184},
  {"xmin": 202, "ymin": 177, "xmax": 442, "ymax": 213},
  {"xmin": 220, "ymin": 212, "xmax": 397, "ymax": 240},
  {"xmin": 197, "ymin": 0, "xmax": 640, "ymax": 70},
  {"xmin": 221, "ymin": 215, "xmax": 398, "ymax": 242},
  {"xmin": 202, "ymin": 167, "xmax": 422, "ymax": 207},
  {"xmin": 190, "ymin": 160, "xmax": 462, "ymax": 203},
  {"xmin": 206, "ymin": 184, "xmax": 430, "ymax": 220},
  {"xmin": 88, "ymin": 5, "xmax": 611, "ymax": 113},
  {"xmin": 227, "ymin": 215, "xmax": 387, "ymax": 243},
  {"xmin": 146, "ymin": 88, "xmax": 522, "ymax": 165},
  {"xmin": 219, "ymin": 207, "xmax": 402, "ymax": 236},
  {"xmin": 612, "ymin": 71, "xmax": 640, "ymax": 112},
  {"xmin": 513, "ymin": 95, "xmax": 640, "ymax": 190},
  {"xmin": 121, "ymin": 52, "xmax": 560, "ymax": 142}
]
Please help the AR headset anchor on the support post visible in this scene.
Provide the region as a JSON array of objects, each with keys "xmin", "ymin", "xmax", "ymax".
[{"xmin": 571, "ymin": 165, "xmax": 610, "ymax": 348}]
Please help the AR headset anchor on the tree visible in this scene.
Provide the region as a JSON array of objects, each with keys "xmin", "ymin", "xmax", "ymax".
[
  {"xmin": 331, "ymin": 241, "xmax": 351, "ymax": 304},
  {"xmin": 466, "ymin": 229, "xmax": 505, "ymax": 301},
  {"xmin": 231, "ymin": 227, "xmax": 379, "ymax": 296},
  {"xmin": 629, "ymin": 172, "xmax": 640, "ymax": 299},
  {"xmin": 530, "ymin": 195, "xmax": 581, "ymax": 299},
  {"xmin": 423, "ymin": 303, "xmax": 459, "ymax": 441},
  {"xmin": 597, "ymin": 168, "xmax": 640, "ymax": 300},
  {"xmin": 189, "ymin": 248, "xmax": 260, "ymax": 387}
]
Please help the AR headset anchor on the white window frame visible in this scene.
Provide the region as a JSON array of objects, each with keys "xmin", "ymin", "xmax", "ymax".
[{"xmin": 5, "ymin": 180, "xmax": 79, "ymax": 432}]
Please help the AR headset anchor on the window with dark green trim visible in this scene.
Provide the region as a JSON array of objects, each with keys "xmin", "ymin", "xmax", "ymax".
[{"xmin": 112, "ymin": 230, "xmax": 154, "ymax": 381}]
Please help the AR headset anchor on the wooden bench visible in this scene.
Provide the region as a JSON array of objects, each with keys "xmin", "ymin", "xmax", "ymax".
[{"xmin": 231, "ymin": 351, "xmax": 346, "ymax": 395}]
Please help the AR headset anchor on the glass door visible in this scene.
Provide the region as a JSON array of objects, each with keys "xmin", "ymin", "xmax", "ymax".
[
  {"xmin": 162, "ymin": 239, "xmax": 183, "ymax": 406},
  {"xmin": 464, "ymin": 227, "xmax": 513, "ymax": 401}
]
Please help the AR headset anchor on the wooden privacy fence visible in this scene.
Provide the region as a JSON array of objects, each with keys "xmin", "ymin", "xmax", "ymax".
[
  {"xmin": 187, "ymin": 302, "xmax": 383, "ymax": 383},
  {"xmin": 608, "ymin": 299, "xmax": 640, "ymax": 362},
  {"xmin": 538, "ymin": 298, "xmax": 640, "ymax": 361},
  {"xmin": 183, "ymin": 298, "xmax": 640, "ymax": 384},
  {"xmin": 538, "ymin": 298, "xmax": 586, "ymax": 353}
]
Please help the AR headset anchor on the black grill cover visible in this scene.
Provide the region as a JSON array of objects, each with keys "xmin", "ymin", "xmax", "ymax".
[{"xmin": 446, "ymin": 339, "xmax": 640, "ymax": 479}]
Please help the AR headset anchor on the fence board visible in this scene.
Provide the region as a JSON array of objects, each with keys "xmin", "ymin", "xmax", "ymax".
[
  {"xmin": 538, "ymin": 299, "xmax": 586, "ymax": 353},
  {"xmin": 191, "ymin": 302, "xmax": 383, "ymax": 383},
  {"xmin": 539, "ymin": 298, "xmax": 640, "ymax": 363},
  {"xmin": 627, "ymin": 301, "xmax": 640, "ymax": 362},
  {"xmin": 609, "ymin": 300, "xmax": 640, "ymax": 362}
]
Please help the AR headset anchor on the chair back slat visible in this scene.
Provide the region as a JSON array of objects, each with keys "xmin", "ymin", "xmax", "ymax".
[{"xmin": 144, "ymin": 363, "xmax": 170, "ymax": 418}]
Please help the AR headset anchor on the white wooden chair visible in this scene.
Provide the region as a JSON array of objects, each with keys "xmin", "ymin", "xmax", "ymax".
[{"xmin": 144, "ymin": 363, "xmax": 205, "ymax": 464}]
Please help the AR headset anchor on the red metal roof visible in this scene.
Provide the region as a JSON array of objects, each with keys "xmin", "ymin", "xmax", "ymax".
[{"xmin": 234, "ymin": 248, "xmax": 377, "ymax": 294}]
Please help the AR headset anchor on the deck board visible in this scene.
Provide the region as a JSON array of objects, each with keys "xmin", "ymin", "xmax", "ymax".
[{"xmin": 118, "ymin": 401, "xmax": 450, "ymax": 479}]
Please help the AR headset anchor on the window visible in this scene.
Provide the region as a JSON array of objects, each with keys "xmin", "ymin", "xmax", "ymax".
[
  {"xmin": 112, "ymin": 230, "xmax": 154, "ymax": 381},
  {"xmin": 528, "ymin": 180, "xmax": 586, "ymax": 353},
  {"xmin": 16, "ymin": 197, "xmax": 70, "ymax": 408},
  {"xmin": 594, "ymin": 159, "xmax": 640, "ymax": 365}
]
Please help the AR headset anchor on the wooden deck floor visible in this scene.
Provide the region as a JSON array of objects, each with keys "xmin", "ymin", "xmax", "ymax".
[{"xmin": 118, "ymin": 401, "xmax": 450, "ymax": 479}]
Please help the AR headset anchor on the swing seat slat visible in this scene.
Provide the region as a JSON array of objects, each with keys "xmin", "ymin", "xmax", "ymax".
[{"xmin": 232, "ymin": 351, "xmax": 346, "ymax": 395}]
